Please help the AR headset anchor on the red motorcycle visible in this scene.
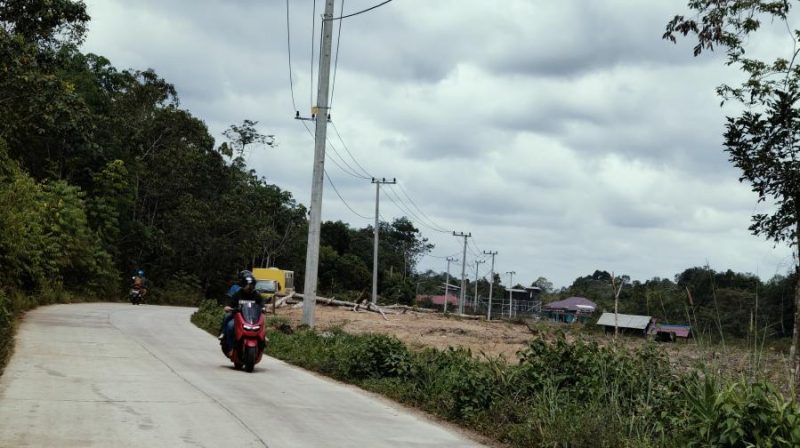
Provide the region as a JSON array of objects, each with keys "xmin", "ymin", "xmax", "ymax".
[{"xmin": 223, "ymin": 300, "xmax": 266, "ymax": 372}]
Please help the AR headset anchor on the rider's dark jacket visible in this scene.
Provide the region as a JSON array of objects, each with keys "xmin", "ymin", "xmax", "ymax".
[{"xmin": 226, "ymin": 287, "xmax": 263, "ymax": 309}]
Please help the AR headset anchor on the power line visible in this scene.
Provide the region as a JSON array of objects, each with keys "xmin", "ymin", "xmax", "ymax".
[
  {"xmin": 285, "ymin": 0, "xmax": 298, "ymax": 113},
  {"xmin": 424, "ymin": 251, "xmax": 461, "ymax": 260},
  {"xmin": 394, "ymin": 182, "xmax": 450, "ymax": 233},
  {"xmin": 383, "ymin": 186, "xmax": 449, "ymax": 234},
  {"xmin": 468, "ymin": 237, "xmax": 482, "ymax": 257},
  {"xmin": 326, "ymin": 139, "xmax": 371, "ymax": 179},
  {"xmin": 329, "ymin": 0, "xmax": 345, "ymax": 110},
  {"xmin": 386, "ymin": 185, "xmax": 450, "ymax": 234},
  {"xmin": 324, "ymin": 169, "xmax": 372, "ymax": 220},
  {"xmin": 329, "ymin": 0, "xmax": 395, "ymax": 20},
  {"xmin": 331, "ymin": 121, "xmax": 373, "ymax": 178},
  {"xmin": 294, "ymin": 112, "xmax": 370, "ymax": 181}
]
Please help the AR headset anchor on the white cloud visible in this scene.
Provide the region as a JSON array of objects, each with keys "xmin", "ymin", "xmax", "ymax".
[{"xmin": 82, "ymin": 0, "xmax": 796, "ymax": 287}]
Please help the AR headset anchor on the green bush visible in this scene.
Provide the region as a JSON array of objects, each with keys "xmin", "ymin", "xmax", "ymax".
[{"xmin": 679, "ymin": 377, "xmax": 800, "ymax": 447}]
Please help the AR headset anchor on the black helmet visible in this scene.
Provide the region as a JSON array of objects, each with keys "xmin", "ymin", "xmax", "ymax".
[
  {"xmin": 238, "ymin": 271, "xmax": 255, "ymax": 288},
  {"xmin": 237, "ymin": 270, "xmax": 253, "ymax": 282}
]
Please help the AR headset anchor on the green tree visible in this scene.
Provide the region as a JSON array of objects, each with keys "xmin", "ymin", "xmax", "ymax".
[
  {"xmin": 532, "ymin": 276, "xmax": 553, "ymax": 293},
  {"xmin": 666, "ymin": 0, "xmax": 800, "ymax": 392},
  {"xmin": 220, "ymin": 119, "xmax": 275, "ymax": 162}
]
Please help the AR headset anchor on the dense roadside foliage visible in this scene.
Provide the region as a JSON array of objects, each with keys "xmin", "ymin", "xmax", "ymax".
[{"xmin": 192, "ymin": 301, "xmax": 800, "ymax": 447}]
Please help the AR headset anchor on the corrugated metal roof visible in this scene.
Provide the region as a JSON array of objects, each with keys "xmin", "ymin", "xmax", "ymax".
[
  {"xmin": 655, "ymin": 324, "xmax": 691, "ymax": 338},
  {"xmin": 596, "ymin": 312, "xmax": 652, "ymax": 330},
  {"xmin": 543, "ymin": 297, "xmax": 597, "ymax": 312}
]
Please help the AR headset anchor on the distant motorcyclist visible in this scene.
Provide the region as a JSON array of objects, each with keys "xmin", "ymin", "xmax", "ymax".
[
  {"xmin": 219, "ymin": 271, "xmax": 263, "ymax": 355},
  {"xmin": 131, "ymin": 270, "xmax": 148, "ymax": 302}
]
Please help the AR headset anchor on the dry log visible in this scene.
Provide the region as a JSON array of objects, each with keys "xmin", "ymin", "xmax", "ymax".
[
  {"xmin": 367, "ymin": 302, "xmax": 389, "ymax": 321},
  {"xmin": 384, "ymin": 304, "xmax": 436, "ymax": 314},
  {"xmin": 292, "ymin": 293, "xmax": 361, "ymax": 309},
  {"xmin": 291, "ymin": 294, "xmax": 390, "ymax": 319},
  {"xmin": 451, "ymin": 313, "xmax": 482, "ymax": 320}
]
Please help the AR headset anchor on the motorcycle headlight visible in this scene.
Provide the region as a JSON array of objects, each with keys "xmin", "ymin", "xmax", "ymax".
[{"xmin": 243, "ymin": 324, "xmax": 261, "ymax": 331}]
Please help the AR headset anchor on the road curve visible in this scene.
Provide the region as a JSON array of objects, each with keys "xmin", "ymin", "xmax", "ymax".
[{"xmin": 0, "ymin": 303, "xmax": 484, "ymax": 448}]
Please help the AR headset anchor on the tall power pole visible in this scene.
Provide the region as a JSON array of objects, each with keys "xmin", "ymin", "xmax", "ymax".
[
  {"xmin": 302, "ymin": 0, "xmax": 336, "ymax": 328},
  {"xmin": 473, "ymin": 259, "xmax": 485, "ymax": 310},
  {"xmin": 453, "ymin": 231, "xmax": 471, "ymax": 314},
  {"xmin": 371, "ymin": 177, "xmax": 396, "ymax": 304},
  {"xmin": 483, "ymin": 251, "xmax": 497, "ymax": 320},
  {"xmin": 443, "ymin": 257, "xmax": 458, "ymax": 314},
  {"xmin": 505, "ymin": 271, "xmax": 515, "ymax": 319}
]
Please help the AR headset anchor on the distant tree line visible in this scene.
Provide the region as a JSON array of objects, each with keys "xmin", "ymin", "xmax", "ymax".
[{"xmin": 413, "ymin": 266, "xmax": 794, "ymax": 340}]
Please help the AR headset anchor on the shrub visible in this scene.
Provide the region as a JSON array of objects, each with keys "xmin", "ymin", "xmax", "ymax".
[{"xmin": 679, "ymin": 376, "xmax": 800, "ymax": 447}]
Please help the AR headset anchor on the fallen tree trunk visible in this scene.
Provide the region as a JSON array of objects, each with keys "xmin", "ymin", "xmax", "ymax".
[
  {"xmin": 451, "ymin": 313, "xmax": 482, "ymax": 320},
  {"xmin": 384, "ymin": 304, "xmax": 437, "ymax": 314},
  {"xmin": 292, "ymin": 294, "xmax": 389, "ymax": 319},
  {"xmin": 273, "ymin": 292, "xmax": 294, "ymax": 308},
  {"xmin": 367, "ymin": 302, "xmax": 388, "ymax": 321}
]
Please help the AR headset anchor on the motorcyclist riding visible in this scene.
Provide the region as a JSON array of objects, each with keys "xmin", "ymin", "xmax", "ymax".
[
  {"xmin": 131, "ymin": 269, "xmax": 147, "ymax": 302},
  {"xmin": 218, "ymin": 270, "xmax": 251, "ymax": 338},
  {"xmin": 220, "ymin": 271, "xmax": 263, "ymax": 355}
]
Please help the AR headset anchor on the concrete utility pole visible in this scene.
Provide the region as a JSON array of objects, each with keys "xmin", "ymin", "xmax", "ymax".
[
  {"xmin": 473, "ymin": 259, "xmax": 485, "ymax": 310},
  {"xmin": 443, "ymin": 257, "xmax": 458, "ymax": 314},
  {"xmin": 371, "ymin": 177, "xmax": 396, "ymax": 304},
  {"xmin": 302, "ymin": 0, "xmax": 335, "ymax": 328},
  {"xmin": 483, "ymin": 250, "xmax": 497, "ymax": 320},
  {"xmin": 505, "ymin": 271, "xmax": 515, "ymax": 319},
  {"xmin": 453, "ymin": 231, "xmax": 471, "ymax": 314}
]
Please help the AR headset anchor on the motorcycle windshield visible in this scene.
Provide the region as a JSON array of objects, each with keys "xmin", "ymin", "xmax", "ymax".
[{"xmin": 238, "ymin": 300, "xmax": 261, "ymax": 324}]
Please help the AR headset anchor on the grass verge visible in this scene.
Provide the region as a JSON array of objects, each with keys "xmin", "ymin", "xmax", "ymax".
[{"xmin": 192, "ymin": 299, "xmax": 800, "ymax": 447}]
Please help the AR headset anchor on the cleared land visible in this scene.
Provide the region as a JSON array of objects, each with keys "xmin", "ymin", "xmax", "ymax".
[{"xmin": 273, "ymin": 305, "xmax": 792, "ymax": 386}]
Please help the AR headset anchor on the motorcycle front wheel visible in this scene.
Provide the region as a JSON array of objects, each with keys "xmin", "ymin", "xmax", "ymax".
[{"xmin": 244, "ymin": 346, "xmax": 257, "ymax": 372}]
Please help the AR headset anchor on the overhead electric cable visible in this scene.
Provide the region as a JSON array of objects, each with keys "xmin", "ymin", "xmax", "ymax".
[
  {"xmin": 326, "ymin": 142, "xmax": 371, "ymax": 179},
  {"xmin": 331, "ymin": 121, "xmax": 373, "ymax": 178},
  {"xmin": 392, "ymin": 183, "xmax": 450, "ymax": 233},
  {"xmin": 329, "ymin": 0, "xmax": 345, "ymax": 109},
  {"xmin": 424, "ymin": 251, "xmax": 462, "ymax": 260},
  {"xmin": 329, "ymin": 0, "xmax": 395, "ymax": 20},
  {"xmin": 324, "ymin": 169, "xmax": 371, "ymax": 220},
  {"xmin": 468, "ymin": 238, "xmax": 482, "ymax": 257},
  {"xmin": 385, "ymin": 185, "xmax": 448, "ymax": 234},
  {"xmin": 285, "ymin": 0, "xmax": 298, "ymax": 113},
  {"xmin": 383, "ymin": 187, "xmax": 450, "ymax": 234}
]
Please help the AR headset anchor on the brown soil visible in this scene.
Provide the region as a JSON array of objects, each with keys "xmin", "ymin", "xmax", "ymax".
[
  {"xmin": 272, "ymin": 304, "xmax": 792, "ymax": 386},
  {"xmin": 274, "ymin": 306, "xmax": 532, "ymax": 361}
]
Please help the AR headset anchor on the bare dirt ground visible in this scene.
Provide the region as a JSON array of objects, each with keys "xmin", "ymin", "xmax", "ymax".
[
  {"xmin": 273, "ymin": 305, "xmax": 792, "ymax": 386},
  {"xmin": 275, "ymin": 305, "xmax": 531, "ymax": 360}
]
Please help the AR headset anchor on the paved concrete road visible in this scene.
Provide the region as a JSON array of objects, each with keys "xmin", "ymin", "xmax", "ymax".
[{"xmin": 0, "ymin": 303, "xmax": 484, "ymax": 448}]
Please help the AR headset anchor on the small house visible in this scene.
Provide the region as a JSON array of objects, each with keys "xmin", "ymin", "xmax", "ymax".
[
  {"xmin": 650, "ymin": 323, "xmax": 692, "ymax": 342},
  {"xmin": 416, "ymin": 294, "xmax": 458, "ymax": 307},
  {"xmin": 596, "ymin": 312, "xmax": 654, "ymax": 336},
  {"xmin": 542, "ymin": 297, "xmax": 597, "ymax": 323}
]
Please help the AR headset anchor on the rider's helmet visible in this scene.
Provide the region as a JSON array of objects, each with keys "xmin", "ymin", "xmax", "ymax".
[
  {"xmin": 238, "ymin": 270, "xmax": 255, "ymax": 288},
  {"xmin": 137, "ymin": 270, "xmax": 144, "ymax": 277}
]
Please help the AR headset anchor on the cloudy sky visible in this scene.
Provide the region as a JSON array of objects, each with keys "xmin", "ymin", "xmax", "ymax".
[{"xmin": 82, "ymin": 0, "xmax": 798, "ymax": 288}]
